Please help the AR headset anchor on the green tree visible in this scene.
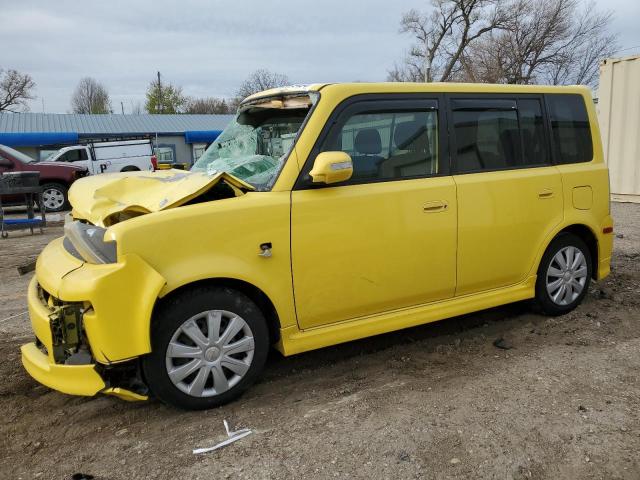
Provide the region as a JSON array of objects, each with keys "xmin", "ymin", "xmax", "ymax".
[{"xmin": 145, "ymin": 72, "xmax": 186, "ymax": 114}]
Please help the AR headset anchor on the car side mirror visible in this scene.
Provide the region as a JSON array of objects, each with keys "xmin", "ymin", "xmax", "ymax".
[
  {"xmin": 0, "ymin": 158, "xmax": 13, "ymax": 168},
  {"xmin": 309, "ymin": 151, "xmax": 353, "ymax": 185}
]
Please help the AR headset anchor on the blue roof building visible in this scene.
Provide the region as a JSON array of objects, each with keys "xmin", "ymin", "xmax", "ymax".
[{"xmin": 0, "ymin": 113, "xmax": 234, "ymax": 165}]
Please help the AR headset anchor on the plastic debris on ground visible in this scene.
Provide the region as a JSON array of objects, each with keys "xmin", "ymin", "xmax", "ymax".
[{"xmin": 193, "ymin": 420, "xmax": 252, "ymax": 455}]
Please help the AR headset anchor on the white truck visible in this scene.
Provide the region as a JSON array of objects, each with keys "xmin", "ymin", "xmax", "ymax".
[{"xmin": 48, "ymin": 139, "xmax": 157, "ymax": 174}]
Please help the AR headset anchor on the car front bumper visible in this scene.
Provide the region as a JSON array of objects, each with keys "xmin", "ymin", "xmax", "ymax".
[
  {"xmin": 21, "ymin": 342, "xmax": 106, "ymax": 396},
  {"xmin": 21, "ymin": 237, "xmax": 165, "ymax": 399}
]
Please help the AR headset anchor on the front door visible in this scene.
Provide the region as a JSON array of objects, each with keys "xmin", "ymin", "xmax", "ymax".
[
  {"xmin": 448, "ymin": 96, "xmax": 563, "ymax": 295},
  {"xmin": 291, "ymin": 97, "xmax": 457, "ymax": 329},
  {"xmin": 56, "ymin": 147, "xmax": 93, "ymax": 173}
]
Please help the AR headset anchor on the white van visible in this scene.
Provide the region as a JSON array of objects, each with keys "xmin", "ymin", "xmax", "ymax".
[{"xmin": 48, "ymin": 139, "xmax": 156, "ymax": 175}]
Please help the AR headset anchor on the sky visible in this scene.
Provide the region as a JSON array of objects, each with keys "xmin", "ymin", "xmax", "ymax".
[{"xmin": 1, "ymin": 0, "xmax": 639, "ymax": 114}]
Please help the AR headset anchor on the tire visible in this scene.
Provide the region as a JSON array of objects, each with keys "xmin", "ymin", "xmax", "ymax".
[
  {"xmin": 120, "ymin": 166, "xmax": 140, "ymax": 172},
  {"xmin": 141, "ymin": 287, "xmax": 269, "ymax": 410},
  {"xmin": 533, "ymin": 233, "xmax": 592, "ymax": 316},
  {"xmin": 41, "ymin": 182, "xmax": 69, "ymax": 212}
]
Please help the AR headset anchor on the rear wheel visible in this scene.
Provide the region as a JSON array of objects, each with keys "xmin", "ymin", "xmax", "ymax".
[
  {"xmin": 534, "ymin": 233, "xmax": 592, "ymax": 315},
  {"xmin": 41, "ymin": 182, "xmax": 68, "ymax": 212},
  {"xmin": 120, "ymin": 166, "xmax": 140, "ymax": 172},
  {"xmin": 142, "ymin": 287, "xmax": 269, "ymax": 410}
]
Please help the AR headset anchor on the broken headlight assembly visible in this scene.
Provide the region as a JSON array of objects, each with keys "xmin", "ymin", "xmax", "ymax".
[
  {"xmin": 64, "ymin": 221, "xmax": 117, "ymax": 264},
  {"xmin": 49, "ymin": 302, "xmax": 93, "ymax": 364}
]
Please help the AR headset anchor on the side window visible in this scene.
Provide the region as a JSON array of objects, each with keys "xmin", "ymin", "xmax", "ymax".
[
  {"xmin": 58, "ymin": 149, "xmax": 88, "ymax": 162},
  {"xmin": 39, "ymin": 150, "xmax": 58, "ymax": 161},
  {"xmin": 452, "ymin": 100, "xmax": 521, "ymax": 173},
  {"xmin": 319, "ymin": 104, "xmax": 439, "ymax": 183},
  {"xmin": 519, "ymin": 99, "xmax": 548, "ymax": 165},
  {"xmin": 546, "ymin": 94, "xmax": 593, "ymax": 164},
  {"xmin": 57, "ymin": 151, "xmax": 72, "ymax": 162},
  {"xmin": 451, "ymin": 97, "xmax": 552, "ymax": 173}
]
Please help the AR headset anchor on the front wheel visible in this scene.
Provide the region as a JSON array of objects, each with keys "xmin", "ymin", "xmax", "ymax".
[
  {"xmin": 41, "ymin": 183, "xmax": 69, "ymax": 212},
  {"xmin": 534, "ymin": 233, "xmax": 592, "ymax": 316},
  {"xmin": 142, "ymin": 287, "xmax": 269, "ymax": 410}
]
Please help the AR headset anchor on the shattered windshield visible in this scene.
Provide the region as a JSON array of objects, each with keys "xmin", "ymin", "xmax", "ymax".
[{"xmin": 192, "ymin": 93, "xmax": 317, "ymax": 190}]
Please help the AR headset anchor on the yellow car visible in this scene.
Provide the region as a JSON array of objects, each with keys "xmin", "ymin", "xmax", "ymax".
[{"xmin": 21, "ymin": 83, "xmax": 613, "ymax": 410}]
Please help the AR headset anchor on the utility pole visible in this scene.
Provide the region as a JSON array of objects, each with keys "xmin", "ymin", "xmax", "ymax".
[
  {"xmin": 423, "ymin": 44, "xmax": 431, "ymax": 82},
  {"xmin": 157, "ymin": 71, "xmax": 162, "ymax": 114},
  {"xmin": 121, "ymin": 102, "xmax": 125, "ymax": 115}
]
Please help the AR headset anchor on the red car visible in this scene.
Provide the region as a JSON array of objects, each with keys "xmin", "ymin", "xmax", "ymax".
[{"xmin": 0, "ymin": 144, "xmax": 88, "ymax": 212}]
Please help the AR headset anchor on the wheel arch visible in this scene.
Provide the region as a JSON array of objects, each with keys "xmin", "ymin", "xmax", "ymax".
[
  {"xmin": 152, "ymin": 278, "xmax": 281, "ymax": 345},
  {"xmin": 120, "ymin": 166, "xmax": 141, "ymax": 172},
  {"xmin": 544, "ymin": 224, "xmax": 599, "ymax": 280},
  {"xmin": 39, "ymin": 179, "xmax": 69, "ymax": 187}
]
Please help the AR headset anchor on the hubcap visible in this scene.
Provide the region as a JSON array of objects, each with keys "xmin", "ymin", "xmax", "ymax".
[
  {"xmin": 42, "ymin": 188, "xmax": 65, "ymax": 211},
  {"xmin": 546, "ymin": 246, "xmax": 588, "ymax": 306},
  {"xmin": 165, "ymin": 310, "xmax": 254, "ymax": 398}
]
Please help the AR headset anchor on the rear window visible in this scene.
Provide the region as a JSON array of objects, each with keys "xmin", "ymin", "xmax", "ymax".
[{"xmin": 546, "ymin": 94, "xmax": 593, "ymax": 164}]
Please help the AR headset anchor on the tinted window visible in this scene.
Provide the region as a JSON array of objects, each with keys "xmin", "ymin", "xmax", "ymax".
[
  {"xmin": 59, "ymin": 149, "xmax": 88, "ymax": 162},
  {"xmin": 519, "ymin": 99, "xmax": 548, "ymax": 165},
  {"xmin": 547, "ymin": 94, "xmax": 593, "ymax": 164},
  {"xmin": 452, "ymin": 102, "xmax": 521, "ymax": 172},
  {"xmin": 321, "ymin": 108, "xmax": 439, "ymax": 183}
]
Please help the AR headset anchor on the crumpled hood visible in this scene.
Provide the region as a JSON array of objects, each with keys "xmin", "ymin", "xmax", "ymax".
[{"xmin": 68, "ymin": 169, "xmax": 254, "ymax": 227}]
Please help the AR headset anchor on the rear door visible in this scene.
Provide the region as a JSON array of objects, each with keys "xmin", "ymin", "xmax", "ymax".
[
  {"xmin": 449, "ymin": 95, "xmax": 563, "ymax": 296},
  {"xmin": 291, "ymin": 96, "xmax": 457, "ymax": 329}
]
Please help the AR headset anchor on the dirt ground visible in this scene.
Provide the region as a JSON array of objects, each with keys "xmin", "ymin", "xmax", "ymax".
[{"xmin": 0, "ymin": 203, "xmax": 638, "ymax": 480}]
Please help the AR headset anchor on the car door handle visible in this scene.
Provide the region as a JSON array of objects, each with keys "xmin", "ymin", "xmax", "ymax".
[
  {"xmin": 538, "ymin": 188, "xmax": 555, "ymax": 199},
  {"xmin": 423, "ymin": 200, "xmax": 448, "ymax": 213}
]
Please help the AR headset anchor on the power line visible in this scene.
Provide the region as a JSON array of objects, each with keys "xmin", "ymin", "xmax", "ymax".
[{"xmin": 612, "ymin": 45, "xmax": 640, "ymax": 55}]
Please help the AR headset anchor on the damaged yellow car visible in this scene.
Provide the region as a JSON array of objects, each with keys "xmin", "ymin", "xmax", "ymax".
[{"xmin": 22, "ymin": 83, "xmax": 613, "ymax": 410}]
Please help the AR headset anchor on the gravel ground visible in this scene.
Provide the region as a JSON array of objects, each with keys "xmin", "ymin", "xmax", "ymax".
[{"xmin": 0, "ymin": 203, "xmax": 638, "ymax": 480}]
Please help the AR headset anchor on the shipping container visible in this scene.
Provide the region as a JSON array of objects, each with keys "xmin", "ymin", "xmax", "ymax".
[{"xmin": 598, "ymin": 55, "xmax": 640, "ymax": 202}]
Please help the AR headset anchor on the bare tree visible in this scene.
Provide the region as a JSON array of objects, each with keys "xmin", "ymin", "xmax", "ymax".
[
  {"xmin": 129, "ymin": 100, "xmax": 144, "ymax": 115},
  {"xmin": 463, "ymin": 0, "xmax": 618, "ymax": 87},
  {"xmin": 184, "ymin": 97, "xmax": 232, "ymax": 114},
  {"xmin": 0, "ymin": 69, "xmax": 36, "ymax": 112},
  {"xmin": 235, "ymin": 69, "xmax": 289, "ymax": 101},
  {"xmin": 71, "ymin": 77, "xmax": 112, "ymax": 114},
  {"xmin": 388, "ymin": 0, "xmax": 510, "ymax": 82}
]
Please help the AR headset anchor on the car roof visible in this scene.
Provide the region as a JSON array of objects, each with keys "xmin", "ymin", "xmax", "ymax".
[{"xmin": 243, "ymin": 82, "xmax": 592, "ymax": 103}]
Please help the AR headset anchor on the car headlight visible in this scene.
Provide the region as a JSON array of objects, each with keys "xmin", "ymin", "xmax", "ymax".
[{"xmin": 64, "ymin": 221, "xmax": 117, "ymax": 264}]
